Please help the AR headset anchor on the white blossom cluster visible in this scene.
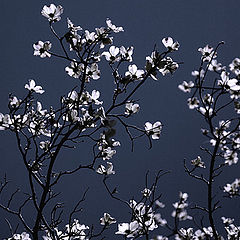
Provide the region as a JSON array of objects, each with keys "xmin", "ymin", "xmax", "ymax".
[
  {"xmin": 171, "ymin": 192, "xmax": 192, "ymax": 221},
  {"xmin": 0, "ymin": 2, "xmax": 176, "ymax": 185},
  {"xmin": 116, "ymin": 192, "xmax": 167, "ymax": 238},
  {"xmin": 179, "ymin": 44, "xmax": 240, "ymax": 113},
  {"xmin": 178, "ymin": 43, "xmax": 240, "ymax": 211}
]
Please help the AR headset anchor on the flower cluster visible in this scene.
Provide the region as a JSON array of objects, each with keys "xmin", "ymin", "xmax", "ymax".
[
  {"xmin": 171, "ymin": 192, "xmax": 192, "ymax": 221},
  {"xmin": 42, "ymin": 219, "xmax": 89, "ymax": 240},
  {"xmin": 223, "ymin": 178, "xmax": 240, "ymax": 197},
  {"xmin": 116, "ymin": 199, "xmax": 160, "ymax": 238}
]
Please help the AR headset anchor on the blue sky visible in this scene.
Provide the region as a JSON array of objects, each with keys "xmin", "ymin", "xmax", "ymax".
[{"xmin": 0, "ymin": 0, "xmax": 240, "ymax": 238}]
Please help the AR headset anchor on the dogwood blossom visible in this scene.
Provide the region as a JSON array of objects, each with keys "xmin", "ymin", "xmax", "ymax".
[
  {"xmin": 199, "ymin": 106, "xmax": 213, "ymax": 117},
  {"xmin": 96, "ymin": 162, "xmax": 115, "ymax": 175},
  {"xmin": 198, "ymin": 44, "xmax": 216, "ymax": 62},
  {"xmin": 100, "ymin": 213, "xmax": 116, "ymax": 226},
  {"xmin": 67, "ymin": 18, "xmax": 82, "ymax": 33},
  {"xmin": 125, "ymin": 102, "xmax": 140, "ymax": 115},
  {"xmin": 178, "ymin": 81, "xmax": 194, "ymax": 93},
  {"xmin": 172, "ymin": 192, "xmax": 192, "ymax": 221},
  {"xmin": 33, "ymin": 41, "xmax": 52, "ymax": 58},
  {"xmin": 120, "ymin": 46, "xmax": 134, "ymax": 62},
  {"xmin": 141, "ymin": 188, "xmax": 152, "ymax": 197},
  {"xmin": 86, "ymin": 63, "xmax": 100, "ymax": 80},
  {"xmin": 191, "ymin": 156, "xmax": 206, "ymax": 168},
  {"xmin": 224, "ymin": 149, "xmax": 238, "ymax": 165},
  {"xmin": 187, "ymin": 97, "xmax": 199, "ymax": 109},
  {"xmin": 162, "ymin": 37, "xmax": 180, "ymax": 52},
  {"xmin": 125, "ymin": 64, "xmax": 145, "ymax": 80},
  {"xmin": 41, "ymin": 4, "xmax": 63, "ymax": 22},
  {"xmin": 102, "ymin": 46, "xmax": 120, "ymax": 63},
  {"xmin": 9, "ymin": 96, "xmax": 21, "ymax": 108},
  {"xmin": 85, "ymin": 30, "xmax": 96, "ymax": 44},
  {"xmin": 25, "ymin": 79, "xmax": 45, "ymax": 94},
  {"xmin": 7, "ymin": 232, "xmax": 31, "ymax": 240},
  {"xmin": 145, "ymin": 51, "xmax": 158, "ymax": 80},
  {"xmin": 158, "ymin": 57, "xmax": 179, "ymax": 76},
  {"xmin": 191, "ymin": 69, "xmax": 205, "ymax": 78},
  {"xmin": 106, "ymin": 18, "xmax": 124, "ymax": 33},
  {"xmin": 145, "ymin": 121, "xmax": 162, "ymax": 139},
  {"xmin": 218, "ymin": 71, "xmax": 240, "ymax": 91},
  {"xmin": 154, "ymin": 213, "xmax": 167, "ymax": 226},
  {"xmin": 209, "ymin": 59, "xmax": 224, "ymax": 72},
  {"xmin": 224, "ymin": 178, "xmax": 240, "ymax": 196},
  {"xmin": 90, "ymin": 90, "xmax": 103, "ymax": 105},
  {"xmin": 116, "ymin": 221, "xmax": 139, "ymax": 238},
  {"xmin": 229, "ymin": 57, "xmax": 240, "ymax": 77},
  {"xmin": 65, "ymin": 61, "xmax": 84, "ymax": 78},
  {"xmin": 65, "ymin": 219, "xmax": 89, "ymax": 239}
]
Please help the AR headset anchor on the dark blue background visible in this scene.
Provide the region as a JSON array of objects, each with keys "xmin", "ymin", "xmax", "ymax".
[{"xmin": 0, "ymin": 0, "xmax": 240, "ymax": 238}]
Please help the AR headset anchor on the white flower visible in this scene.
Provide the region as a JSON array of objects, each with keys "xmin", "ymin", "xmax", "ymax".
[
  {"xmin": 154, "ymin": 213, "xmax": 167, "ymax": 226},
  {"xmin": 191, "ymin": 156, "xmax": 206, "ymax": 168},
  {"xmin": 96, "ymin": 27, "xmax": 113, "ymax": 49},
  {"xmin": 33, "ymin": 41, "xmax": 52, "ymax": 58},
  {"xmin": 141, "ymin": 188, "xmax": 152, "ymax": 197},
  {"xmin": 102, "ymin": 46, "xmax": 120, "ymax": 63},
  {"xmin": 162, "ymin": 37, "xmax": 179, "ymax": 51},
  {"xmin": 85, "ymin": 30, "xmax": 96, "ymax": 44},
  {"xmin": 40, "ymin": 140, "xmax": 50, "ymax": 151},
  {"xmin": 8, "ymin": 232, "xmax": 31, "ymax": 240},
  {"xmin": 86, "ymin": 63, "xmax": 100, "ymax": 80},
  {"xmin": 224, "ymin": 179, "xmax": 240, "ymax": 196},
  {"xmin": 209, "ymin": 59, "xmax": 223, "ymax": 72},
  {"xmin": 224, "ymin": 149, "xmax": 238, "ymax": 165},
  {"xmin": 65, "ymin": 219, "xmax": 89, "ymax": 239},
  {"xmin": 120, "ymin": 46, "xmax": 134, "ymax": 62},
  {"xmin": 101, "ymin": 147, "xmax": 116, "ymax": 160},
  {"xmin": 202, "ymin": 227, "xmax": 213, "ymax": 237},
  {"xmin": 125, "ymin": 102, "xmax": 140, "ymax": 115},
  {"xmin": 145, "ymin": 51, "xmax": 158, "ymax": 80},
  {"xmin": 203, "ymin": 93, "xmax": 214, "ymax": 105},
  {"xmin": 63, "ymin": 109, "xmax": 80, "ymax": 122},
  {"xmin": 100, "ymin": 213, "xmax": 116, "ymax": 226},
  {"xmin": 198, "ymin": 44, "xmax": 216, "ymax": 62},
  {"xmin": 199, "ymin": 106, "xmax": 213, "ymax": 117},
  {"xmin": 125, "ymin": 64, "xmax": 145, "ymax": 80},
  {"xmin": 218, "ymin": 71, "xmax": 240, "ymax": 91},
  {"xmin": 158, "ymin": 57, "xmax": 179, "ymax": 76},
  {"xmin": 172, "ymin": 192, "xmax": 192, "ymax": 221},
  {"xmin": 191, "ymin": 69, "xmax": 205, "ymax": 78},
  {"xmin": 222, "ymin": 217, "xmax": 234, "ymax": 225},
  {"xmin": 145, "ymin": 121, "xmax": 162, "ymax": 139},
  {"xmin": 9, "ymin": 96, "xmax": 21, "ymax": 108},
  {"xmin": 106, "ymin": 18, "xmax": 124, "ymax": 33},
  {"xmin": 65, "ymin": 61, "xmax": 84, "ymax": 78},
  {"xmin": 67, "ymin": 18, "xmax": 82, "ymax": 33},
  {"xmin": 229, "ymin": 58, "xmax": 240, "ymax": 77},
  {"xmin": 90, "ymin": 90, "xmax": 103, "ymax": 105},
  {"xmin": 115, "ymin": 221, "xmax": 139, "ymax": 238},
  {"xmin": 25, "ymin": 79, "xmax": 45, "ymax": 94},
  {"xmin": 41, "ymin": 4, "xmax": 63, "ymax": 22},
  {"xmin": 178, "ymin": 81, "xmax": 194, "ymax": 93},
  {"xmin": 187, "ymin": 97, "xmax": 199, "ymax": 109},
  {"xmin": 96, "ymin": 162, "xmax": 115, "ymax": 175},
  {"xmin": 36, "ymin": 101, "xmax": 47, "ymax": 115},
  {"xmin": 176, "ymin": 228, "xmax": 194, "ymax": 239}
]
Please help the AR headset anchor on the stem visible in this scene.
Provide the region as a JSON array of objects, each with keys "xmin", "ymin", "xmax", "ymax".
[{"xmin": 207, "ymin": 139, "xmax": 220, "ymax": 239}]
